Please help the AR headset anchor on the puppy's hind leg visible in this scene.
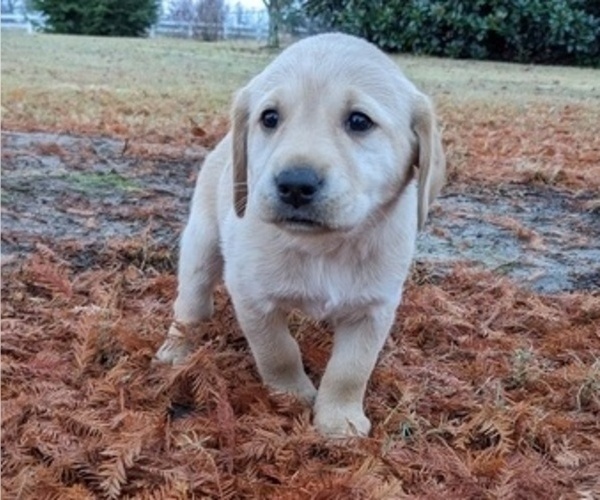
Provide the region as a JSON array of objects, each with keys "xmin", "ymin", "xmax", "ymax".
[{"xmin": 155, "ymin": 210, "xmax": 222, "ymax": 365}]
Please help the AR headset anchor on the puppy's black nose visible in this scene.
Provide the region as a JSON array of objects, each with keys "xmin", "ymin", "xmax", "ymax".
[{"xmin": 275, "ymin": 167, "xmax": 322, "ymax": 208}]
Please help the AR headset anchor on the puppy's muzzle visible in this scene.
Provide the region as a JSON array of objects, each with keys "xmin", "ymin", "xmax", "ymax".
[
  {"xmin": 271, "ymin": 166, "xmax": 331, "ymax": 231},
  {"xmin": 275, "ymin": 167, "xmax": 323, "ymax": 209}
]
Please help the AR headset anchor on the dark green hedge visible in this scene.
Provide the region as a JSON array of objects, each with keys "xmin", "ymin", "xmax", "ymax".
[
  {"xmin": 305, "ymin": 0, "xmax": 600, "ymax": 67},
  {"xmin": 32, "ymin": 0, "xmax": 160, "ymax": 37}
]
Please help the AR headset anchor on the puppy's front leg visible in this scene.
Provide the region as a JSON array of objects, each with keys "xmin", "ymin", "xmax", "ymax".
[
  {"xmin": 235, "ymin": 303, "xmax": 317, "ymax": 403},
  {"xmin": 155, "ymin": 210, "xmax": 222, "ymax": 365},
  {"xmin": 314, "ymin": 307, "xmax": 395, "ymax": 437}
]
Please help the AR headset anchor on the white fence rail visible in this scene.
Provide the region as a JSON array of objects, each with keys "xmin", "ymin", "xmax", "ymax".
[
  {"xmin": 151, "ymin": 20, "xmax": 268, "ymax": 40},
  {"xmin": 1, "ymin": 12, "xmax": 268, "ymax": 40}
]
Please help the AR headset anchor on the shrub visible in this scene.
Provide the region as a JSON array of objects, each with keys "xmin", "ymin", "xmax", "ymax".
[
  {"xmin": 304, "ymin": 0, "xmax": 600, "ymax": 67},
  {"xmin": 32, "ymin": 0, "xmax": 160, "ymax": 37}
]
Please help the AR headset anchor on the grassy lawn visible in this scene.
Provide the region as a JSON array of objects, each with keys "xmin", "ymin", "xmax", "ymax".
[
  {"xmin": 2, "ymin": 30, "xmax": 599, "ymax": 189},
  {"xmin": 3, "ymin": 31, "xmax": 598, "ymax": 115},
  {"xmin": 1, "ymin": 31, "xmax": 273, "ymax": 139}
]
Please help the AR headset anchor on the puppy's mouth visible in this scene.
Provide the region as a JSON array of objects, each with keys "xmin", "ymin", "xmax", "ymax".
[{"xmin": 277, "ymin": 216, "xmax": 329, "ymax": 232}]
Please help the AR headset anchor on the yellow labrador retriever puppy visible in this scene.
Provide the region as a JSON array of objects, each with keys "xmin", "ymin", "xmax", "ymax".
[{"xmin": 156, "ymin": 33, "xmax": 445, "ymax": 437}]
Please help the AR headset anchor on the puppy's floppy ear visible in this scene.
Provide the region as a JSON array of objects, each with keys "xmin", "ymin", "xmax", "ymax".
[
  {"xmin": 411, "ymin": 93, "xmax": 446, "ymax": 230},
  {"xmin": 232, "ymin": 88, "xmax": 250, "ymax": 217}
]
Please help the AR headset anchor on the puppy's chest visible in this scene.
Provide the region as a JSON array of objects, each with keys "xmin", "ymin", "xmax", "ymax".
[{"xmin": 263, "ymin": 253, "xmax": 387, "ymax": 320}]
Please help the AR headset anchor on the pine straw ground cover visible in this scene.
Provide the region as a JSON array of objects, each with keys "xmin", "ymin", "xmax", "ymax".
[
  {"xmin": 2, "ymin": 32, "xmax": 600, "ymax": 499},
  {"xmin": 2, "ymin": 243, "xmax": 599, "ymax": 498}
]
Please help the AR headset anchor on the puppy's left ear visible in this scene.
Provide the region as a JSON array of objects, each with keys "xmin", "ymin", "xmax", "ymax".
[
  {"xmin": 232, "ymin": 88, "xmax": 250, "ymax": 217},
  {"xmin": 411, "ymin": 94, "xmax": 446, "ymax": 230}
]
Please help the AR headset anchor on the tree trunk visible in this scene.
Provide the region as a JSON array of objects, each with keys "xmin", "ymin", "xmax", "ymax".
[{"xmin": 265, "ymin": 0, "xmax": 280, "ymax": 48}]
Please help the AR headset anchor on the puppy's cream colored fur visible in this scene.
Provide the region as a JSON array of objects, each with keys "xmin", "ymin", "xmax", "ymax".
[{"xmin": 156, "ymin": 33, "xmax": 445, "ymax": 437}]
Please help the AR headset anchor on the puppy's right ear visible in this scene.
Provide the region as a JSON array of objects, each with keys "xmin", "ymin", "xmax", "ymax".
[{"xmin": 232, "ymin": 88, "xmax": 250, "ymax": 217}]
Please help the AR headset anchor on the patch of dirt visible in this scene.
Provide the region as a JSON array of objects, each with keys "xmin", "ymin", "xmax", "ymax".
[
  {"xmin": 2, "ymin": 131, "xmax": 599, "ymax": 294},
  {"xmin": 1, "ymin": 131, "xmax": 203, "ymax": 254},
  {"xmin": 420, "ymin": 185, "xmax": 600, "ymax": 293}
]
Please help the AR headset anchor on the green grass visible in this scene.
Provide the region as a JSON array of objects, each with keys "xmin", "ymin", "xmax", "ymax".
[
  {"xmin": 400, "ymin": 55, "xmax": 600, "ymax": 104},
  {"xmin": 66, "ymin": 172, "xmax": 141, "ymax": 194},
  {"xmin": 1, "ymin": 31, "xmax": 273, "ymax": 137},
  {"xmin": 2, "ymin": 30, "xmax": 599, "ymax": 140}
]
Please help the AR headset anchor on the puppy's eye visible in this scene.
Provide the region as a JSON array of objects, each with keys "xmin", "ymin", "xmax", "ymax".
[
  {"xmin": 346, "ymin": 112, "xmax": 374, "ymax": 133},
  {"xmin": 260, "ymin": 109, "xmax": 279, "ymax": 129}
]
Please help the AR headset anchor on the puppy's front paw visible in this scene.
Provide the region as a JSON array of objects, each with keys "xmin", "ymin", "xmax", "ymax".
[
  {"xmin": 313, "ymin": 403, "xmax": 371, "ymax": 438},
  {"xmin": 268, "ymin": 374, "xmax": 318, "ymax": 405},
  {"xmin": 154, "ymin": 323, "xmax": 195, "ymax": 365}
]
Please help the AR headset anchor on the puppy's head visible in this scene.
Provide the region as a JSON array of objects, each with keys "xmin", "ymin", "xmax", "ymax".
[{"xmin": 233, "ymin": 33, "xmax": 445, "ymax": 233}]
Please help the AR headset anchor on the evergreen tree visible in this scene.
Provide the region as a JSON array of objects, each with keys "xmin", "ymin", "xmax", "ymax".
[{"xmin": 33, "ymin": 0, "xmax": 159, "ymax": 37}]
